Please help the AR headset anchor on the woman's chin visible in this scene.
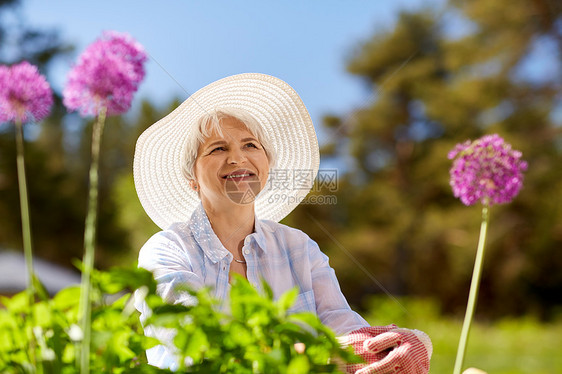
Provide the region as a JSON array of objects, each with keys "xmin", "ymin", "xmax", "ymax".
[
  {"xmin": 224, "ymin": 180, "xmax": 262, "ymax": 205},
  {"xmin": 225, "ymin": 189, "xmax": 258, "ymax": 205}
]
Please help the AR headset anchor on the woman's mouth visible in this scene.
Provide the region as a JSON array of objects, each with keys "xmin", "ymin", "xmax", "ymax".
[
  {"xmin": 222, "ymin": 170, "xmax": 256, "ymax": 182},
  {"xmin": 222, "ymin": 170, "xmax": 262, "ymax": 203}
]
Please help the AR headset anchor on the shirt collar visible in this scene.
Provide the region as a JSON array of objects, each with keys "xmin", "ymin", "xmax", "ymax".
[
  {"xmin": 188, "ymin": 203, "xmax": 271, "ymax": 262},
  {"xmin": 188, "ymin": 203, "xmax": 229, "ymax": 263},
  {"xmin": 251, "ymin": 219, "xmax": 270, "ymax": 253}
]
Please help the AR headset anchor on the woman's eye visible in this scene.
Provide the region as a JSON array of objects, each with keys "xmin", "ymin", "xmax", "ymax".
[
  {"xmin": 210, "ymin": 146, "xmax": 225, "ymax": 153},
  {"xmin": 245, "ymin": 143, "xmax": 258, "ymax": 149}
]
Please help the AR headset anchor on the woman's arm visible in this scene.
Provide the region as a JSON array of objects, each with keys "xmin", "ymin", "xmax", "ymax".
[
  {"xmin": 138, "ymin": 230, "xmax": 203, "ymax": 304},
  {"xmin": 306, "ymin": 237, "xmax": 432, "ymax": 373},
  {"xmin": 306, "ymin": 237, "xmax": 370, "ymax": 335},
  {"xmin": 134, "ymin": 230, "xmax": 204, "ymax": 370}
]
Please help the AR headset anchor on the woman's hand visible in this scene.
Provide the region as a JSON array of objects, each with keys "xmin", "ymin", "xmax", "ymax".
[{"xmin": 338, "ymin": 325, "xmax": 432, "ymax": 374}]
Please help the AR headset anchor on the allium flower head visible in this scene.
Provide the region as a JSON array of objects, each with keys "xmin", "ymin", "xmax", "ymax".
[
  {"xmin": 0, "ymin": 61, "xmax": 53, "ymax": 124},
  {"xmin": 448, "ymin": 134, "xmax": 527, "ymax": 206},
  {"xmin": 63, "ymin": 31, "xmax": 147, "ymax": 116}
]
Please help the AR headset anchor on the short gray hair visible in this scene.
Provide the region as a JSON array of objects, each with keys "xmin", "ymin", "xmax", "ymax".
[{"xmin": 181, "ymin": 108, "xmax": 277, "ymax": 181}]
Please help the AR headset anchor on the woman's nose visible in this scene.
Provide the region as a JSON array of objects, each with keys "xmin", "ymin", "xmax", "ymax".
[{"xmin": 227, "ymin": 148, "xmax": 246, "ymax": 164}]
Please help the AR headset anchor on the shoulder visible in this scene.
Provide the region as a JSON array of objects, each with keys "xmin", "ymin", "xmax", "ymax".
[
  {"xmin": 257, "ymin": 220, "xmax": 333, "ymax": 273},
  {"xmin": 257, "ymin": 219, "xmax": 320, "ymax": 252},
  {"xmin": 142, "ymin": 222, "xmax": 194, "ymax": 249},
  {"xmin": 138, "ymin": 222, "xmax": 196, "ymax": 266},
  {"xmin": 259, "ymin": 219, "xmax": 312, "ymax": 239}
]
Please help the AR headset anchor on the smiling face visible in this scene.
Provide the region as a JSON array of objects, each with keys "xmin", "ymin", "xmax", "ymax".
[{"xmin": 193, "ymin": 116, "xmax": 270, "ymax": 210}]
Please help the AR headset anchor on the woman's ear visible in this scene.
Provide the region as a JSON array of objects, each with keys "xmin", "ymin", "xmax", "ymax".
[{"xmin": 189, "ymin": 180, "xmax": 198, "ymax": 191}]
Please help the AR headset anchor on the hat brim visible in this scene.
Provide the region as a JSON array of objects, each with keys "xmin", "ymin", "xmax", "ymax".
[{"xmin": 133, "ymin": 73, "xmax": 319, "ymax": 229}]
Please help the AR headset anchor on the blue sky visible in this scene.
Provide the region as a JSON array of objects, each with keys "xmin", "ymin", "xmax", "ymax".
[{"xmin": 22, "ymin": 0, "xmax": 444, "ymax": 146}]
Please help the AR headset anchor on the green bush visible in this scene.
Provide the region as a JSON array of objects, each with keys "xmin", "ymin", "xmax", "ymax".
[{"xmin": 0, "ymin": 268, "xmax": 358, "ymax": 373}]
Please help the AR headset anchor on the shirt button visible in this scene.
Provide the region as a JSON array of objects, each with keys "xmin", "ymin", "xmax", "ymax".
[{"xmin": 244, "ymin": 249, "xmax": 250, "ymax": 255}]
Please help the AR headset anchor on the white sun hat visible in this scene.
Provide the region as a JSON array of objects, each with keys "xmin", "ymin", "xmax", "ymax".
[{"xmin": 133, "ymin": 73, "xmax": 320, "ymax": 229}]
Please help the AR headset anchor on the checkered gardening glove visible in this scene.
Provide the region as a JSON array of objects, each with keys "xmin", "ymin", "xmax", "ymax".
[{"xmin": 338, "ymin": 325, "xmax": 432, "ymax": 374}]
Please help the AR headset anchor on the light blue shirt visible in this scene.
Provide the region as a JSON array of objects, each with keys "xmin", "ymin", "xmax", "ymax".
[{"xmin": 135, "ymin": 203, "xmax": 368, "ymax": 369}]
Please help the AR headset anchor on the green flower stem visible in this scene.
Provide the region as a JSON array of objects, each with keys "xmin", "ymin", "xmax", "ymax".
[
  {"xmin": 14, "ymin": 119, "xmax": 36, "ymax": 371},
  {"xmin": 15, "ymin": 119, "xmax": 34, "ymax": 296},
  {"xmin": 453, "ymin": 205, "xmax": 490, "ymax": 374},
  {"xmin": 79, "ymin": 106, "xmax": 107, "ymax": 374}
]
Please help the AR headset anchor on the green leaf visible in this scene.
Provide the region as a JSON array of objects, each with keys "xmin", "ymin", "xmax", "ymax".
[
  {"xmin": 52, "ymin": 286, "xmax": 81, "ymax": 310},
  {"xmin": 226, "ymin": 323, "xmax": 254, "ymax": 346},
  {"xmin": 109, "ymin": 330, "xmax": 136, "ymax": 361},
  {"xmin": 176, "ymin": 327, "xmax": 209, "ymax": 365},
  {"xmin": 32, "ymin": 273, "xmax": 50, "ymax": 301},
  {"xmin": 287, "ymin": 355, "xmax": 310, "ymax": 374},
  {"xmin": 0, "ymin": 291, "xmax": 28, "ymax": 313},
  {"xmin": 277, "ymin": 288, "xmax": 298, "ymax": 313},
  {"xmin": 34, "ymin": 301, "xmax": 53, "ymax": 327}
]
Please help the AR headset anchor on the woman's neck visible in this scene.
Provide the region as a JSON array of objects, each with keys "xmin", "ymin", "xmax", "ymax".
[{"xmin": 202, "ymin": 200, "xmax": 255, "ymax": 251}]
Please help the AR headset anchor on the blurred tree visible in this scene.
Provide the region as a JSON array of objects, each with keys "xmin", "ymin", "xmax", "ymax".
[
  {"xmin": 288, "ymin": 0, "xmax": 562, "ymax": 320},
  {"xmin": 108, "ymin": 100, "xmax": 180, "ymax": 266}
]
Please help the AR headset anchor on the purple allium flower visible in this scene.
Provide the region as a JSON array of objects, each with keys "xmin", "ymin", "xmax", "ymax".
[
  {"xmin": 448, "ymin": 134, "xmax": 528, "ymax": 206},
  {"xmin": 0, "ymin": 61, "xmax": 53, "ymax": 124},
  {"xmin": 63, "ymin": 31, "xmax": 147, "ymax": 116}
]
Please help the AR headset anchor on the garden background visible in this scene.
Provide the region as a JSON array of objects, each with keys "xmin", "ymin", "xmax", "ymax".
[{"xmin": 1, "ymin": 0, "xmax": 561, "ymax": 372}]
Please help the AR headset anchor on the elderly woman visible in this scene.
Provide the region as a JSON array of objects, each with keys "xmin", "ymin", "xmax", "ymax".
[{"xmin": 134, "ymin": 73, "xmax": 432, "ymax": 373}]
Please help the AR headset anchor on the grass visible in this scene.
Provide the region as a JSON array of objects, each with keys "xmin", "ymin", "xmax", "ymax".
[{"xmin": 362, "ymin": 296, "xmax": 562, "ymax": 374}]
